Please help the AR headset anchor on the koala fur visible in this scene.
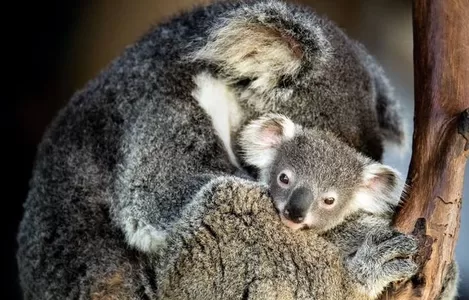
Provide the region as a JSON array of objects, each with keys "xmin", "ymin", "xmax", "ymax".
[{"xmin": 16, "ymin": 0, "xmax": 457, "ymax": 299}]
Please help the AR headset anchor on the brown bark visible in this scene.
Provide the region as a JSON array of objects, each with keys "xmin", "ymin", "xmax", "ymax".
[{"xmin": 380, "ymin": 0, "xmax": 469, "ymax": 299}]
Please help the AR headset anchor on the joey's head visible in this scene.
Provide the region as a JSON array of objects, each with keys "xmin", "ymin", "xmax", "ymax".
[{"xmin": 238, "ymin": 114, "xmax": 405, "ymax": 232}]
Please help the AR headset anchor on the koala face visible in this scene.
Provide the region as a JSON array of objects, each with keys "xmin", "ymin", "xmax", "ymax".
[
  {"xmin": 267, "ymin": 133, "xmax": 367, "ymax": 232},
  {"xmin": 238, "ymin": 114, "xmax": 404, "ymax": 233}
]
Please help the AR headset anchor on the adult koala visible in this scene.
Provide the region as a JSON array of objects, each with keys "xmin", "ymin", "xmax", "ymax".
[{"xmin": 17, "ymin": 0, "xmax": 445, "ymax": 299}]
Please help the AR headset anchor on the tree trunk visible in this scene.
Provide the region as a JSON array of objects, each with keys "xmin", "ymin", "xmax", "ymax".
[{"xmin": 380, "ymin": 0, "xmax": 469, "ymax": 299}]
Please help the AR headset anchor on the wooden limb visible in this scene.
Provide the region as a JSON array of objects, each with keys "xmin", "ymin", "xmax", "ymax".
[{"xmin": 380, "ymin": 0, "xmax": 469, "ymax": 299}]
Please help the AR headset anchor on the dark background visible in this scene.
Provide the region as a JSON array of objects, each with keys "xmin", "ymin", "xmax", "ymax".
[{"xmin": 4, "ymin": 0, "xmax": 468, "ymax": 299}]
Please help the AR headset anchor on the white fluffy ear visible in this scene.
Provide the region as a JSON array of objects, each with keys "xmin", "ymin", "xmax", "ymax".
[
  {"xmin": 239, "ymin": 114, "xmax": 297, "ymax": 169},
  {"xmin": 192, "ymin": 21, "xmax": 303, "ymax": 92},
  {"xmin": 353, "ymin": 162, "xmax": 406, "ymax": 215}
]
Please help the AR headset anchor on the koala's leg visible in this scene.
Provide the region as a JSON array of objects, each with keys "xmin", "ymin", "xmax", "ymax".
[
  {"xmin": 344, "ymin": 228, "xmax": 419, "ymax": 299},
  {"xmin": 437, "ymin": 260, "xmax": 459, "ymax": 300},
  {"xmin": 112, "ymin": 169, "xmax": 221, "ymax": 253},
  {"xmin": 169, "ymin": 175, "xmax": 267, "ymax": 232},
  {"xmin": 113, "ymin": 171, "xmax": 261, "ymax": 254},
  {"xmin": 322, "ymin": 214, "xmax": 391, "ymax": 255}
]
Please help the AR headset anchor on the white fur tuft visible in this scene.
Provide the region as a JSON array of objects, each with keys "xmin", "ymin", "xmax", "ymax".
[
  {"xmin": 192, "ymin": 21, "xmax": 302, "ymax": 93},
  {"xmin": 124, "ymin": 220, "xmax": 167, "ymax": 253},
  {"xmin": 192, "ymin": 72, "xmax": 244, "ymax": 168},
  {"xmin": 352, "ymin": 162, "xmax": 405, "ymax": 215}
]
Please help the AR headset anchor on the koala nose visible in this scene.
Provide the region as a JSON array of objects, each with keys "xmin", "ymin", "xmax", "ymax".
[
  {"xmin": 283, "ymin": 208, "xmax": 305, "ymax": 223},
  {"xmin": 283, "ymin": 187, "xmax": 312, "ymax": 224}
]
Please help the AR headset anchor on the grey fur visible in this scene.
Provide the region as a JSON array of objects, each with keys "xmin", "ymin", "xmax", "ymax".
[
  {"xmin": 16, "ymin": 0, "xmax": 456, "ymax": 299},
  {"xmin": 353, "ymin": 41, "xmax": 407, "ymax": 147}
]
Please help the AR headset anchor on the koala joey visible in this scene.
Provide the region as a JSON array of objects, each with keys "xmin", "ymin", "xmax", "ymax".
[{"xmin": 237, "ymin": 113, "xmax": 404, "ymax": 233}]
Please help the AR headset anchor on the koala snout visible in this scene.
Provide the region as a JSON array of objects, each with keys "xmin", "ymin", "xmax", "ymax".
[
  {"xmin": 282, "ymin": 187, "xmax": 312, "ymax": 224},
  {"xmin": 283, "ymin": 208, "xmax": 304, "ymax": 223}
]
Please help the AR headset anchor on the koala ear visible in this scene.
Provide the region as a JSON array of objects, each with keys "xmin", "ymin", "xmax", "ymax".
[
  {"xmin": 192, "ymin": 20, "xmax": 303, "ymax": 92},
  {"xmin": 353, "ymin": 162, "xmax": 406, "ymax": 215},
  {"xmin": 239, "ymin": 114, "xmax": 297, "ymax": 169}
]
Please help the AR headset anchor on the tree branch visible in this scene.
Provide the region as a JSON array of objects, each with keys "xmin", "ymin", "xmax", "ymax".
[{"xmin": 380, "ymin": 0, "xmax": 469, "ymax": 299}]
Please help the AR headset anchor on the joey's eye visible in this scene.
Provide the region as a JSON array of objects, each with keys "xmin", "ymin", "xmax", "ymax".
[
  {"xmin": 278, "ymin": 173, "xmax": 290, "ymax": 185},
  {"xmin": 277, "ymin": 170, "xmax": 293, "ymax": 188},
  {"xmin": 324, "ymin": 197, "xmax": 335, "ymax": 205}
]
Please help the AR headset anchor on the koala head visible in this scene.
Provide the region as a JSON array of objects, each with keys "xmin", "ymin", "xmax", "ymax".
[{"xmin": 238, "ymin": 114, "xmax": 405, "ymax": 233}]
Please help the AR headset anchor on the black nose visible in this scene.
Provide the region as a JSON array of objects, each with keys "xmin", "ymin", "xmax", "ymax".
[
  {"xmin": 283, "ymin": 208, "xmax": 305, "ymax": 223},
  {"xmin": 283, "ymin": 187, "xmax": 311, "ymax": 223}
]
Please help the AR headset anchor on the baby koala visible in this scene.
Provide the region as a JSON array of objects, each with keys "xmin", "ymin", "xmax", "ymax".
[{"xmin": 237, "ymin": 113, "xmax": 405, "ymax": 232}]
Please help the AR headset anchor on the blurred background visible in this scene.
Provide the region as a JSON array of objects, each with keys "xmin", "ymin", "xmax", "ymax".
[{"xmin": 4, "ymin": 0, "xmax": 468, "ymax": 298}]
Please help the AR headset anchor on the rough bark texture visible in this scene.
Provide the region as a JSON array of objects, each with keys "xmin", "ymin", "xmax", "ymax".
[{"xmin": 381, "ymin": 0, "xmax": 469, "ymax": 299}]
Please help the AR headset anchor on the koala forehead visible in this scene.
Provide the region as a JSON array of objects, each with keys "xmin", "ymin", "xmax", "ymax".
[{"xmin": 273, "ymin": 131, "xmax": 365, "ymax": 192}]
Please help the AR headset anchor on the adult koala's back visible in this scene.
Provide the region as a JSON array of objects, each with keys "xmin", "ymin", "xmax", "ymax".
[{"xmin": 17, "ymin": 0, "xmax": 406, "ymax": 299}]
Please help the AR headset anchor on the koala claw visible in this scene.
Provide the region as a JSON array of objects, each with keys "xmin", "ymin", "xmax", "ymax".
[
  {"xmin": 382, "ymin": 258, "xmax": 418, "ymax": 283},
  {"xmin": 124, "ymin": 218, "xmax": 167, "ymax": 253},
  {"xmin": 346, "ymin": 230, "xmax": 418, "ymax": 298},
  {"xmin": 375, "ymin": 232, "xmax": 419, "ymax": 263}
]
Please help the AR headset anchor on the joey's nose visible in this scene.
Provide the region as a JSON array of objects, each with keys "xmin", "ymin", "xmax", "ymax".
[
  {"xmin": 283, "ymin": 187, "xmax": 312, "ymax": 224},
  {"xmin": 283, "ymin": 208, "xmax": 304, "ymax": 223}
]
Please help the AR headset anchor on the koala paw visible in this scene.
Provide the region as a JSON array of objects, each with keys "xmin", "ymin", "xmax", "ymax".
[
  {"xmin": 346, "ymin": 230, "xmax": 418, "ymax": 299},
  {"xmin": 124, "ymin": 218, "xmax": 167, "ymax": 253}
]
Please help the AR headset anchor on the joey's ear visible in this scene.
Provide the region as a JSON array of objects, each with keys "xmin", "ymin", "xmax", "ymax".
[
  {"xmin": 239, "ymin": 114, "xmax": 297, "ymax": 169},
  {"xmin": 353, "ymin": 162, "xmax": 406, "ymax": 215},
  {"xmin": 192, "ymin": 20, "xmax": 303, "ymax": 92}
]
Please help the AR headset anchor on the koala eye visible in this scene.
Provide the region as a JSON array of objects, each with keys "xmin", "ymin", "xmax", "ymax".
[
  {"xmin": 278, "ymin": 173, "xmax": 290, "ymax": 186},
  {"xmin": 277, "ymin": 170, "xmax": 293, "ymax": 188},
  {"xmin": 323, "ymin": 197, "xmax": 335, "ymax": 205}
]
